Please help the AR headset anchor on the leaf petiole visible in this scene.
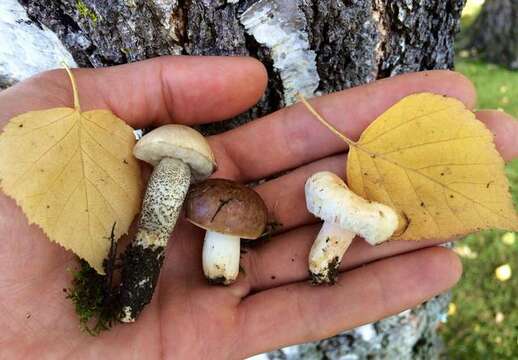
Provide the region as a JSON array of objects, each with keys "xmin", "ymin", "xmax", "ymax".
[
  {"xmin": 297, "ymin": 94, "xmax": 355, "ymax": 147},
  {"xmin": 61, "ymin": 62, "xmax": 81, "ymax": 112}
]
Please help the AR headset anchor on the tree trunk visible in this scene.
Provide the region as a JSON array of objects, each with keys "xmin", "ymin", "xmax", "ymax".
[
  {"xmin": 9, "ymin": 0, "xmax": 465, "ymax": 358},
  {"xmin": 467, "ymin": 0, "xmax": 518, "ymax": 70}
]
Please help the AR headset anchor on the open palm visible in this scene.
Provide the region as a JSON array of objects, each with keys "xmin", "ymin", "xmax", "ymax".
[{"xmin": 1, "ymin": 57, "xmax": 517, "ymax": 359}]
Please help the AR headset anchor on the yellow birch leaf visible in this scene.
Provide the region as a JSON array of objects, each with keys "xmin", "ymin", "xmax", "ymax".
[
  {"xmin": 299, "ymin": 92, "xmax": 518, "ymax": 242},
  {"xmin": 346, "ymin": 93, "xmax": 518, "ymax": 240},
  {"xmin": 0, "ymin": 67, "xmax": 142, "ymax": 273}
]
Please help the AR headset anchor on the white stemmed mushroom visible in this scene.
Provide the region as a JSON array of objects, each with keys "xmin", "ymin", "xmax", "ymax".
[
  {"xmin": 185, "ymin": 179, "xmax": 268, "ymax": 285},
  {"xmin": 305, "ymin": 171, "xmax": 399, "ymax": 284},
  {"xmin": 119, "ymin": 124, "xmax": 216, "ymax": 322}
]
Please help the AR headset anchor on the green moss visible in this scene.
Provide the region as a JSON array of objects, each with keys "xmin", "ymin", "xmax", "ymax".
[
  {"xmin": 65, "ymin": 225, "xmax": 120, "ymax": 336},
  {"xmin": 65, "ymin": 260, "xmax": 119, "ymax": 336},
  {"xmin": 76, "ymin": 0, "xmax": 98, "ymax": 24}
]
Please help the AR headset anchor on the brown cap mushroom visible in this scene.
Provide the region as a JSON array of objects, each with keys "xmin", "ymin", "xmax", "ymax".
[
  {"xmin": 185, "ymin": 179, "xmax": 267, "ymax": 284},
  {"xmin": 119, "ymin": 124, "xmax": 216, "ymax": 322}
]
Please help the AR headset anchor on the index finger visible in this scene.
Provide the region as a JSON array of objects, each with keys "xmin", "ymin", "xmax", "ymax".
[
  {"xmin": 211, "ymin": 70, "xmax": 476, "ymax": 181},
  {"xmin": 0, "ymin": 56, "xmax": 268, "ymax": 128}
]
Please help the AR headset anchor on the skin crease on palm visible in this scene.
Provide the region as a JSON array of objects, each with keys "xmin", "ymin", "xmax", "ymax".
[{"xmin": 0, "ymin": 57, "xmax": 517, "ymax": 360}]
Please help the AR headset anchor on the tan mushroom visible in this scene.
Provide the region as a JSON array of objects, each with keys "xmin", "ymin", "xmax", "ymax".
[
  {"xmin": 119, "ymin": 124, "xmax": 216, "ymax": 322},
  {"xmin": 185, "ymin": 179, "xmax": 267, "ymax": 285}
]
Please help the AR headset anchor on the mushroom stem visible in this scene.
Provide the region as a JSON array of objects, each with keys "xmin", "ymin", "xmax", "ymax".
[
  {"xmin": 119, "ymin": 157, "xmax": 191, "ymax": 323},
  {"xmin": 309, "ymin": 221, "xmax": 355, "ymax": 285},
  {"xmin": 202, "ymin": 231, "xmax": 241, "ymax": 285}
]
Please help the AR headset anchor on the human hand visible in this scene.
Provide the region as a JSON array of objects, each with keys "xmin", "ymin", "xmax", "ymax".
[{"xmin": 1, "ymin": 57, "xmax": 516, "ymax": 359}]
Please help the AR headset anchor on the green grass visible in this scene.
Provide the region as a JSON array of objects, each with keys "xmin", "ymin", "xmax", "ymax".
[
  {"xmin": 442, "ymin": 164, "xmax": 518, "ymax": 358},
  {"xmin": 455, "ymin": 59, "xmax": 518, "ymax": 116},
  {"xmin": 440, "ymin": 42, "xmax": 518, "ymax": 358}
]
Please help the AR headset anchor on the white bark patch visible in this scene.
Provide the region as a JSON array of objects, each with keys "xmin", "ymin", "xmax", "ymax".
[
  {"xmin": 148, "ymin": 0, "xmax": 183, "ymax": 53},
  {"xmin": 0, "ymin": 0, "xmax": 76, "ymax": 87},
  {"xmin": 149, "ymin": 0, "xmax": 178, "ymax": 30},
  {"xmin": 355, "ymin": 324, "xmax": 377, "ymax": 342},
  {"xmin": 240, "ymin": 0, "xmax": 319, "ymax": 105}
]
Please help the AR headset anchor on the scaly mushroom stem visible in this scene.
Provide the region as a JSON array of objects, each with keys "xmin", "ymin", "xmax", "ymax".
[
  {"xmin": 202, "ymin": 231, "xmax": 241, "ymax": 285},
  {"xmin": 309, "ymin": 221, "xmax": 355, "ymax": 284},
  {"xmin": 119, "ymin": 158, "xmax": 191, "ymax": 322}
]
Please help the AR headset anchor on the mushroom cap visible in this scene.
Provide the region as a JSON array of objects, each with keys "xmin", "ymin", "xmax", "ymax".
[
  {"xmin": 305, "ymin": 171, "xmax": 398, "ymax": 245},
  {"xmin": 133, "ymin": 124, "xmax": 216, "ymax": 182},
  {"xmin": 185, "ymin": 179, "xmax": 268, "ymax": 239}
]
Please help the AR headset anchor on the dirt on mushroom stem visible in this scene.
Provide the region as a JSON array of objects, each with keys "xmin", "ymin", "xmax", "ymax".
[
  {"xmin": 310, "ymin": 256, "xmax": 340, "ymax": 285},
  {"xmin": 207, "ymin": 276, "xmax": 228, "ymax": 285},
  {"xmin": 118, "ymin": 244, "xmax": 165, "ymax": 321}
]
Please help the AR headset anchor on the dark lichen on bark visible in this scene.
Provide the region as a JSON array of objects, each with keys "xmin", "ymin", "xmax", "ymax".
[
  {"xmin": 303, "ymin": 0, "xmax": 379, "ymax": 91},
  {"xmin": 22, "ymin": 0, "xmax": 183, "ymax": 67},
  {"xmin": 379, "ymin": 0, "xmax": 465, "ymax": 76}
]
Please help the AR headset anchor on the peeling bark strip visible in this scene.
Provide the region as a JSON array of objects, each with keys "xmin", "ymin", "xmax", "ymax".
[{"xmin": 240, "ymin": 0, "xmax": 319, "ymax": 105}]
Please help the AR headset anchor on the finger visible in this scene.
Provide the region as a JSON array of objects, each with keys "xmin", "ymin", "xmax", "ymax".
[
  {"xmin": 0, "ymin": 56, "xmax": 268, "ymax": 128},
  {"xmin": 255, "ymin": 153, "xmax": 345, "ymax": 232},
  {"xmin": 211, "ymin": 70, "xmax": 476, "ymax": 181},
  {"xmin": 475, "ymin": 110, "xmax": 518, "ymax": 160},
  {"xmin": 237, "ymin": 247, "xmax": 462, "ymax": 358},
  {"xmin": 242, "ymin": 224, "xmax": 444, "ymax": 291}
]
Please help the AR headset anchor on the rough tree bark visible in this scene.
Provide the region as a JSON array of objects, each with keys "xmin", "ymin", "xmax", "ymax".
[
  {"xmin": 8, "ymin": 0, "xmax": 465, "ymax": 358},
  {"xmin": 466, "ymin": 0, "xmax": 518, "ymax": 70}
]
